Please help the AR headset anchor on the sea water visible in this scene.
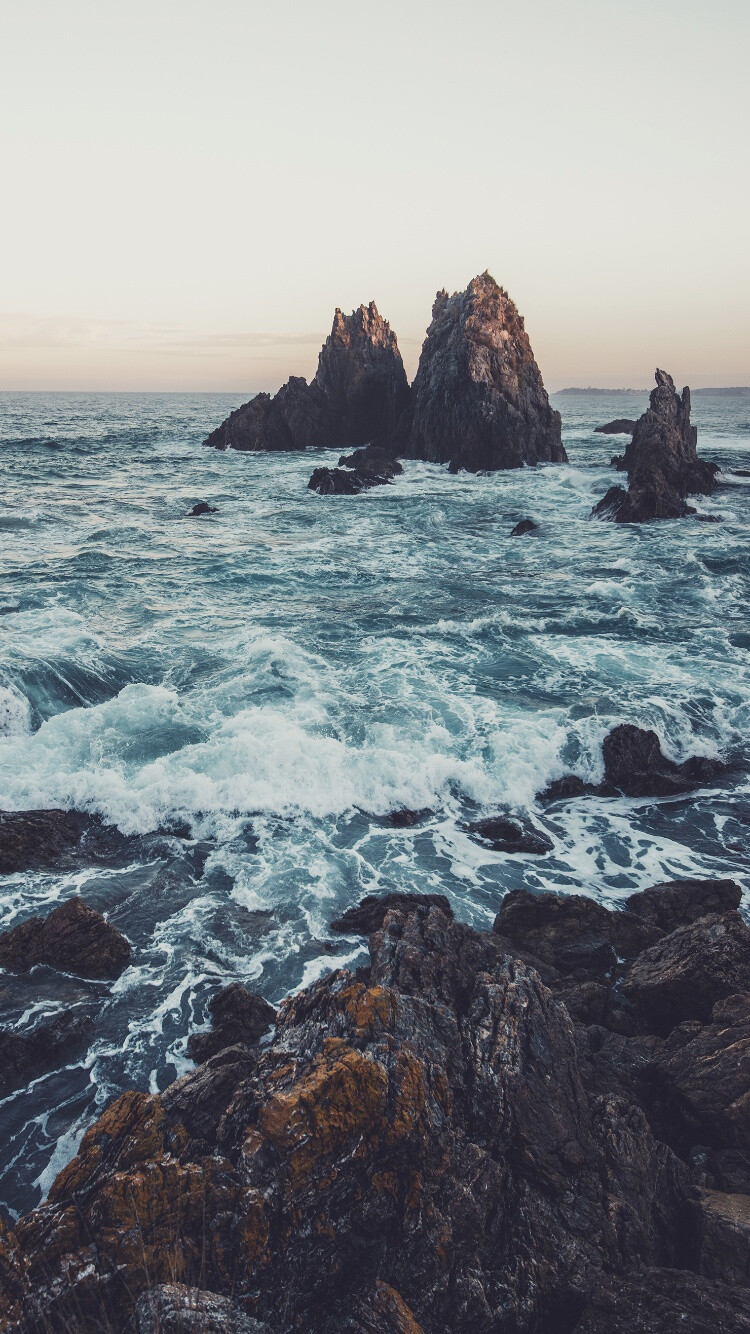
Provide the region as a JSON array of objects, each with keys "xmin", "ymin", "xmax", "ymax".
[{"xmin": 0, "ymin": 388, "xmax": 748, "ymax": 1217}]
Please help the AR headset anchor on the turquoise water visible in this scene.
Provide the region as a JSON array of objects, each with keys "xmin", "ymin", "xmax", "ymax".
[{"xmin": 1, "ymin": 388, "xmax": 749, "ymax": 1216}]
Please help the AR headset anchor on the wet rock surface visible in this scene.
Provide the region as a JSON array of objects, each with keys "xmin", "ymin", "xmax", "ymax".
[
  {"xmin": 539, "ymin": 723, "xmax": 727, "ymax": 802},
  {"xmin": 465, "ymin": 814, "xmax": 553, "ymax": 854},
  {"xmin": 188, "ymin": 501, "xmax": 218, "ymax": 515},
  {"xmin": 509, "ymin": 517, "xmax": 538, "ymax": 536},
  {"xmin": 205, "ymin": 304, "xmax": 408, "ymax": 454},
  {"xmin": 187, "ymin": 983, "xmax": 277, "ymax": 1063},
  {"xmin": 0, "ymin": 1008, "xmax": 96, "ymax": 1097},
  {"xmin": 399, "ymin": 273, "xmax": 566, "ymax": 473},
  {"xmin": 0, "ymin": 808, "xmax": 131, "ymax": 874},
  {"xmin": 592, "ymin": 369, "xmax": 719, "ymax": 522},
  {"xmin": 0, "ymin": 896, "xmax": 131, "ymax": 980},
  {"xmin": 4, "ymin": 883, "xmax": 750, "ymax": 1331}
]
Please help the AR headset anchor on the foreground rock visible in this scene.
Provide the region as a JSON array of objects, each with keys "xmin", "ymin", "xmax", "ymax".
[
  {"xmin": 399, "ymin": 272, "xmax": 566, "ymax": 472},
  {"xmin": 0, "ymin": 808, "xmax": 130, "ymax": 875},
  {"xmin": 132, "ymin": 1284, "xmax": 273, "ymax": 1332},
  {"xmin": 204, "ymin": 304, "xmax": 409, "ymax": 453},
  {"xmin": 594, "ymin": 418, "xmax": 638, "ymax": 435},
  {"xmin": 592, "ymin": 369, "xmax": 718, "ymax": 522},
  {"xmin": 0, "ymin": 897, "xmax": 131, "ymax": 980},
  {"xmin": 622, "ymin": 913, "xmax": 750, "ymax": 1034},
  {"xmin": 9, "ymin": 881, "xmax": 750, "ymax": 1330},
  {"xmin": 540, "ymin": 723, "xmax": 727, "ymax": 802}
]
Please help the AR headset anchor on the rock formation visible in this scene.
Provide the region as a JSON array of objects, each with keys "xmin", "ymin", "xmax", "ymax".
[
  {"xmin": 398, "ymin": 272, "xmax": 566, "ymax": 473},
  {"xmin": 308, "ymin": 448, "xmax": 403, "ymax": 496},
  {"xmin": 592, "ymin": 370, "xmax": 719, "ymax": 522},
  {"xmin": 510, "ymin": 518, "xmax": 538, "ymax": 536},
  {"xmin": 204, "ymin": 304, "xmax": 409, "ymax": 453},
  {"xmin": 4, "ymin": 883, "xmax": 750, "ymax": 1331},
  {"xmin": 0, "ymin": 808, "xmax": 131, "ymax": 874},
  {"xmin": 539, "ymin": 723, "xmax": 727, "ymax": 802},
  {"xmin": 595, "ymin": 419, "xmax": 637, "ymax": 435}
]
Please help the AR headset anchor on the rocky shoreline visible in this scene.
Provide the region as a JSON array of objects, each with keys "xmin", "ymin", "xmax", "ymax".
[{"xmin": 0, "ymin": 879, "xmax": 749, "ymax": 1331}]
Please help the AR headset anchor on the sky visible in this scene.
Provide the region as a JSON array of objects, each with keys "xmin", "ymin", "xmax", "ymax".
[{"xmin": 1, "ymin": 0, "xmax": 748, "ymax": 392}]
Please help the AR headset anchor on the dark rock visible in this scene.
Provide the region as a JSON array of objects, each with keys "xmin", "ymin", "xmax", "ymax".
[
  {"xmin": 0, "ymin": 807, "xmax": 130, "ymax": 875},
  {"xmin": 0, "ymin": 1008, "xmax": 95, "ymax": 1096},
  {"xmin": 538, "ymin": 774, "xmax": 600, "ymax": 804},
  {"xmin": 493, "ymin": 889, "xmax": 659, "ymax": 981},
  {"xmin": 400, "ymin": 272, "xmax": 567, "ymax": 472},
  {"xmin": 622, "ymin": 914, "xmax": 750, "ymax": 1034},
  {"xmin": 610, "ymin": 454, "xmax": 627, "ymax": 469},
  {"xmin": 625, "ymin": 878, "xmax": 742, "ymax": 933},
  {"xmin": 188, "ymin": 501, "xmax": 218, "ymax": 516},
  {"xmin": 0, "ymin": 897, "xmax": 131, "ymax": 980},
  {"xmin": 510, "ymin": 518, "xmax": 538, "ymax": 536},
  {"xmin": 732, "ymin": 469, "xmax": 750, "ymax": 478},
  {"xmin": 573, "ymin": 1269, "xmax": 750, "ymax": 1332},
  {"xmin": 338, "ymin": 444, "xmax": 403, "ymax": 477},
  {"xmin": 187, "ymin": 983, "xmax": 276, "ymax": 1064},
  {"xmin": 538, "ymin": 724, "xmax": 727, "ymax": 803},
  {"xmin": 595, "ymin": 419, "xmax": 638, "ymax": 435},
  {"xmin": 205, "ymin": 304, "xmax": 409, "ymax": 453},
  {"xmin": 385, "ymin": 808, "xmax": 431, "ymax": 828},
  {"xmin": 330, "ymin": 891, "xmax": 453, "ymax": 936},
  {"xmin": 697, "ymin": 1189, "xmax": 750, "ymax": 1286},
  {"xmin": 1, "ymin": 899, "xmax": 697, "ymax": 1332},
  {"xmin": 132, "ymin": 1283, "xmax": 272, "ymax": 1332},
  {"xmin": 308, "ymin": 465, "xmax": 392, "ymax": 495},
  {"xmin": 465, "ymin": 814, "xmax": 554, "ymax": 855},
  {"xmin": 162, "ymin": 1045, "xmax": 258, "ymax": 1147},
  {"xmin": 592, "ymin": 369, "xmax": 719, "ymax": 522},
  {"xmin": 646, "ymin": 993, "xmax": 750, "ymax": 1149}
]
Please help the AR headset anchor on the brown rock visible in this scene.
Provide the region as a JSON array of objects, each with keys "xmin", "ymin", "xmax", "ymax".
[
  {"xmin": 0, "ymin": 896, "xmax": 131, "ymax": 979},
  {"xmin": 0, "ymin": 807, "xmax": 130, "ymax": 874},
  {"xmin": 697, "ymin": 1190, "xmax": 750, "ymax": 1285}
]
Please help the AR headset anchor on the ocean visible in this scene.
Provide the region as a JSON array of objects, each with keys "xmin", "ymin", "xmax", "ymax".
[{"xmin": 1, "ymin": 388, "xmax": 749, "ymax": 1218}]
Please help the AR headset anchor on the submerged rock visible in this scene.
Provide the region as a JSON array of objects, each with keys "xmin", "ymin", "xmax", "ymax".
[
  {"xmin": 0, "ymin": 897, "xmax": 131, "ymax": 980},
  {"xmin": 592, "ymin": 369, "xmax": 718, "ymax": 522},
  {"xmin": 400, "ymin": 272, "xmax": 566, "ymax": 472},
  {"xmin": 308, "ymin": 445, "xmax": 403, "ymax": 495},
  {"xmin": 465, "ymin": 814, "xmax": 553, "ymax": 854},
  {"xmin": 510, "ymin": 517, "xmax": 538, "ymax": 536},
  {"xmin": 187, "ymin": 983, "xmax": 277, "ymax": 1064},
  {"xmin": 0, "ymin": 808, "xmax": 130, "ymax": 875},
  {"xmin": 204, "ymin": 304, "xmax": 409, "ymax": 453},
  {"xmin": 188, "ymin": 501, "xmax": 218, "ymax": 516},
  {"xmin": 0, "ymin": 1008, "xmax": 95, "ymax": 1096},
  {"xmin": 595, "ymin": 419, "xmax": 638, "ymax": 435}
]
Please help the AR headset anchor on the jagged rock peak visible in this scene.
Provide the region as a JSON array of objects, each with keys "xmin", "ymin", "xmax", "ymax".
[
  {"xmin": 401, "ymin": 271, "xmax": 567, "ymax": 472},
  {"xmin": 204, "ymin": 301, "xmax": 409, "ymax": 453},
  {"xmin": 592, "ymin": 367, "xmax": 718, "ymax": 522}
]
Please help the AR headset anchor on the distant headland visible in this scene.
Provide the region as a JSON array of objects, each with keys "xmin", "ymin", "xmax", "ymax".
[{"xmin": 557, "ymin": 385, "xmax": 750, "ymax": 396}]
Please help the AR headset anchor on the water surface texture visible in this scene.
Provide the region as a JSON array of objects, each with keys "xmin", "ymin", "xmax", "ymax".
[{"xmin": 1, "ymin": 388, "xmax": 749, "ymax": 1216}]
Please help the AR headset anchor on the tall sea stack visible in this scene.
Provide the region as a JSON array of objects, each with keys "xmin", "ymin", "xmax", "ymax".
[
  {"xmin": 592, "ymin": 369, "xmax": 718, "ymax": 522},
  {"xmin": 204, "ymin": 303, "xmax": 409, "ymax": 452},
  {"xmin": 399, "ymin": 272, "xmax": 566, "ymax": 472}
]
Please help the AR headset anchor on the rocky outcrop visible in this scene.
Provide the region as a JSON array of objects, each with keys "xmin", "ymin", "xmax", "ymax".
[
  {"xmin": 0, "ymin": 897, "xmax": 131, "ymax": 980},
  {"xmin": 595, "ymin": 419, "xmax": 637, "ymax": 435},
  {"xmin": 6, "ymin": 881, "xmax": 750, "ymax": 1332},
  {"xmin": 539, "ymin": 723, "xmax": 727, "ymax": 802},
  {"xmin": 204, "ymin": 304, "xmax": 409, "ymax": 453},
  {"xmin": 399, "ymin": 273, "xmax": 566, "ymax": 473},
  {"xmin": 592, "ymin": 370, "xmax": 719, "ymax": 522}
]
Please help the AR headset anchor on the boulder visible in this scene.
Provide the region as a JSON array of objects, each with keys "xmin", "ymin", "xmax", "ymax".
[
  {"xmin": 622, "ymin": 914, "xmax": 750, "ymax": 1034},
  {"xmin": 465, "ymin": 814, "xmax": 553, "ymax": 855},
  {"xmin": 384, "ymin": 808, "xmax": 432, "ymax": 828},
  {"xmin": 400, "ymin": 272, "xmax": 566, "ymax": 472},
  {"xmin": 188, "ymin": 501, "xmax": 218, "ymax": 516},
  {"xmin": 0, "ymin": 897, "xmax": 131, "ymax": 980},
  {"xmin": 625, "ymin": 879, "xmax": 742, "ymax": 933},
  {"xmin": 0, "ymin": 808, "xmax": 130, "ymax": 875},
  {"xmin": 539, "ymin": 724, "xmax": 727, "ymax": 802},
  {"xmin": 592, "ymin": 369, "xmax": 719, "ymax": 522},
  {"xmin": 493, "ymin": 889, "xmax": 659, "ymax": 981},
  {"xmin": 204, "ymin": 304, "xmax": 409, "ymax": 453},
  {"xmin": 646, "ymin": 993, "xmax": 750, "ymax": 1150},
  {"xmin": 187, "ymin": 983, "xmax": 277, "ymax": 1064},
  {"xmin": 594, "ymin": 419, "xmax": 638, "ymax": 435},
  {"xmin": 510, "ymin": 518, "xmax": 538, "ymax": 536}
]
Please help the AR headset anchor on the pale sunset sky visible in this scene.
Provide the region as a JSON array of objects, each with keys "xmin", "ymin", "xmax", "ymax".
[{"xmin": 1, "ymin": 0, "xmax": 748, "ymax": 392}]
